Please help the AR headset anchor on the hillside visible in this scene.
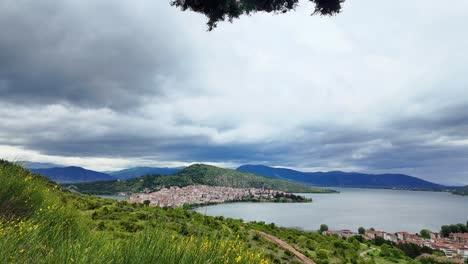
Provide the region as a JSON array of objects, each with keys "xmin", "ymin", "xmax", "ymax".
[
  {"xmin": 109, "ymin": 166, "xmax": 183, "ymax": 179},
  {"xmin": 0, "ymin": 160, "xmax": 433, "ymax": 264},
  {"xmin": 65, "ymin": 164, "xmax": 333, "ymax": 195},
  {"xmin": 31, "ymin": 166, "xmax": 115, "ymax": 183},
  {"xmin": 237, "ymin": 165, "xmax": 446, "ymax": 190}
]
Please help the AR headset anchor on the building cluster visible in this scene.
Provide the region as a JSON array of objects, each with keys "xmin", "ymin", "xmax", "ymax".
[
  {"xmin": 322, "ymin": 229, "xmax": 468, "ymax": 260},
  {"xmin": 128, "ymin": 185, "xmax": 286, "ymax": 207}
]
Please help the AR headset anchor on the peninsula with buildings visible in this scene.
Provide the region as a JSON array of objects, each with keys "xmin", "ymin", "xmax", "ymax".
[
  {"xmin": 323, "ymin": 228, "xmax": 468, "ymax": 262},
  {"xmin": 128, "ymin": 185, "xmax": 311, "ymax": 207}
]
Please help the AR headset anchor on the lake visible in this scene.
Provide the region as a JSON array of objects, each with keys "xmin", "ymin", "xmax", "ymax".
[
  {"xmin": 194, "ymin": 188, "xmax": 468, "ymax": 233},
  {"xmin": 97, "ymin": 195, "xmax": 127, "ymax": 200}
]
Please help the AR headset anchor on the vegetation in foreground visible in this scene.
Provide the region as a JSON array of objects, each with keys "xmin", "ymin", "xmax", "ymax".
[
  {"xmin": 0, "ymin": 161, "xmax": 265, "ymax": 264},
  {"xmin": 0, "ymin": 160, "xmax": 462, "ymax": 263},
  {"xmin": 64, "ymin": 164, "xmax": 334, "ymax": 195}
]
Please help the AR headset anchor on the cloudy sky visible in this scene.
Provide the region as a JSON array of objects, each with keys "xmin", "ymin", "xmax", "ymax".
[{"xmin": 1, "ymin": 0, "xmax": 468, "ymax": 185}]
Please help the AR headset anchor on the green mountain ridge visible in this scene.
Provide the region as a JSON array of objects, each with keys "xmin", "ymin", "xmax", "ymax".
[{"xmin": 65, "ymin": 164, "xmax": 334, "ymax": 195}]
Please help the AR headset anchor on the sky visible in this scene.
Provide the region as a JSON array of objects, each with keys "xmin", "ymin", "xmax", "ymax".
[{"xmin": 1, "ymin": 0, "xmax": 468, "ymax": 185}]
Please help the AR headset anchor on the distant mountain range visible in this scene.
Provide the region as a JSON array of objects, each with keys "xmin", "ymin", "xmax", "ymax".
[
  {"xmin": 64, "ymin": 164, "xmax": 333, "ymax": 195},
  {"xmin": 108, "ymin": 166, "xmax": 183, "ymax": 180},
  {"xmin": 27, "ymin": 162, "xmax": 449, "ymax": 190},
  {"xmin": 237, "ymin": 165, "xmax": 446, "ymax": 190},
  {"xmin": 31, "ymin": 166, "xmax": 116, "ymax": 183},
  {"xmin": 22, "ymin": 162, "xmax": 63, "ymax": 169},
  {"xmin": 28, "ymin": 164, "xmax": 184, "ymax": 183}
]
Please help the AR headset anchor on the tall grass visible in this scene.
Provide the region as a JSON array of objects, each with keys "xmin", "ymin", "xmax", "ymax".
[{"xmin": 0, "ymin": 161, "xmax": 268, "ymax": 264}]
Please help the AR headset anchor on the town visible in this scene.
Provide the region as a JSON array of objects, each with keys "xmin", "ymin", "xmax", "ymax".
[
  {"xmin": 128, "ymin": 185, "xmax": 308, "ymax": 207},
  {"xmin": 323, "ymin": 228, "xmax": 468, "ymax": 261}
]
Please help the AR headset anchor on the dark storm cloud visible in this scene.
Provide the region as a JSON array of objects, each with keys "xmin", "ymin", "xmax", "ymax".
[{"xmin": 0, "ymin": 1, "xmax": 193, "ymax": 109}]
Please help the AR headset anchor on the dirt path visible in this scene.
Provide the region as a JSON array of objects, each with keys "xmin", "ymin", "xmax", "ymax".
[
  {"xmin": 360, "ymin": 247, "xmax": 378, "ymax": 257},
  {"xmin": 252, "ymin": 230, "xmax": 316, "ymax": 264}
]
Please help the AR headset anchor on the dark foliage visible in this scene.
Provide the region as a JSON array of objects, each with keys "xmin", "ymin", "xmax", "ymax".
[
  {"xmin": 396, "ymin": 243, "xmax": 433, "ymax": 259},
  {"xmin": 171, "ymin": 0, "xmax": 344, "ymax": 30},
  {"xmin": 440, "ymin": 222, "xmax": 468, "ymax": 237}
]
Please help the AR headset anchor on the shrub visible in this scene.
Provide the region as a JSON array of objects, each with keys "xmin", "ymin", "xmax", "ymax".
[{"xmin": 317, "ymin": 249, "xmax": 329, "ymax": 259}]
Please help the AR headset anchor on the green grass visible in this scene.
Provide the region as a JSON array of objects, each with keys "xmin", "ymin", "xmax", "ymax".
[{"xmin": 65, "ymin": 164, "xmax": 334, "ymax": 195}]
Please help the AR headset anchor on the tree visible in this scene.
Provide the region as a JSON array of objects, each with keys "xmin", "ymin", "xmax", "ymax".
[
  {"xmin": 320, "ymin": 224, "xmax": 329, "ymax": 232},
  {"xmin": 358, "ymin": 227, "xmax": 365, "ymax": 235},
  {"xmin": 420, "ymin": 229, "xmax": 431, "ymax": 239},
  {"xmin": 143, "ymin": 200, "xmax": 151, "ymax": 206},
  {"xmin": 171, "ymin": 0, "xmax": 345, "ymax": 30}
]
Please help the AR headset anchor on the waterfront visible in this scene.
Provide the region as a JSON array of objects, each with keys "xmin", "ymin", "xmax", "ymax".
[{"xmin": 194, "ymin": 188, "xmax": 468, "ymax": 233}]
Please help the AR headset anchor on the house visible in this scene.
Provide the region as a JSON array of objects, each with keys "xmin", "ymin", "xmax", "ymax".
[
  {"xmin": 436, "ymin": 245, "xmax": 457, "ymax": 258},
  {"xmin": 457, "ymin": 246, "xmax": 468, "ymax": 260},
  {"xmin": 450, "ymin": 233, "xmax": 468, "ymax": 244},
  {"xmin": 396, "ymin": 232, "xmax": 408, "ymax": 241},
  {"xmin": 365, "ymin": 230, "xmax": 386, "ymax": 240},
  {"xmin": 383, "ymin": 232, "xmax": 397, "ymax": 243},
  {"xmin": 322, "ymin": 230, "xmax": 336, "ymax": 236},
  {"xmin": 430, "ymin": 232, "xmax": 441, "ymax": 240},
  {"xmin": 339, "ymin": 229, "xmax": 354, "ymax": 239}
]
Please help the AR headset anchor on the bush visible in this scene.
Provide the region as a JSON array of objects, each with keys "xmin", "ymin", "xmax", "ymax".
[{"xmin": 317, "ymin": 249, "xmax": 329, "ymax": 259}]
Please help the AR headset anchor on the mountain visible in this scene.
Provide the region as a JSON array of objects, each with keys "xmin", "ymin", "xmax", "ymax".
[
  {"xmin": 237, "ymin": 165, "xmax": 446, "ymax": 190},
  {"xmin": 31, "ymin": 166, "xmax": 115, "ymax": 183},
  {"xmin": 64, "ymin": 164, "xmax": 334, "ymax": 195},
  {"xmin": 21, "ymin": 161, "xmax": 63, "ymax": 169},
  {"xmin": 108, "ymin": 166, "xmax": 183, "ymax": 180}
]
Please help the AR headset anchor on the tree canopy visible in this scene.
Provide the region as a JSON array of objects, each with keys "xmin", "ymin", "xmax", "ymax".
[
  {"xmin": 320, "ymin": 224, "xmax": 329, "ymax": 232},
  {"xmin": 171, "ymin": 0, "xmax": 345, "ymax": 30},
  {"xmin": 358, "ymin": 227, "xmax": 365, "ymax": 235}
]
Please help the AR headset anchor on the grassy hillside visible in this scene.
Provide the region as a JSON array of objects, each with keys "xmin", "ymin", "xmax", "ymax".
[
  {"xmin": 1, "ymin": 160, "xmax": 458, "ymax": 263},
  {"xmin": 66, "ymin": 164, "xmax": 334, "ymax": 195},
  {"xmin": 0, "ymin": 160, "xmax": 265, "ymax": 264}
]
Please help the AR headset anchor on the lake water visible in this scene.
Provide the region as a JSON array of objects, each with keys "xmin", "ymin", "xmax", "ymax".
[
  {"xmin": 97, "ymin": 195, "xmax": 127, "ymax": 200},
  {"xmin": 194, "ymin": 188, "xmax": 468, "ymax": 233}
]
